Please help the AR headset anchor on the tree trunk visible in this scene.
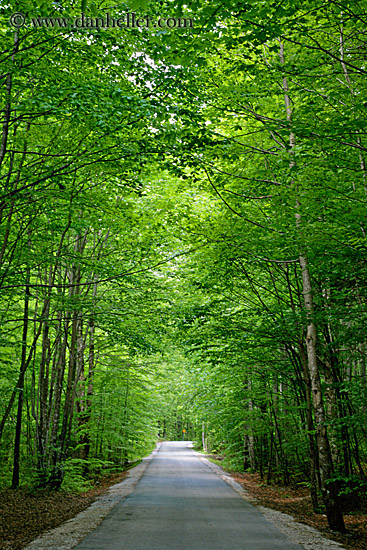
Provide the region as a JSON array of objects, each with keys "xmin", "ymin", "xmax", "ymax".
[
  {"xmin": 48, "ymin": 317, "xmax": 69, "ymax": 487},
  {"xmin": 299, "ymin": 341, "xmax": 320, "ymax": 512},
  {"xmin": 77, "ymin": 276, "xmax": 97, "ymax": 467},
  {"xmin": 279, "ymin": 40, "xmax": 345, "ymax": 532},
  {"xmin": 0, "ymin": 203, "xmax": 73, "ymax": 445},
  {"xmin": 247, "ymin": 386, "xmax": 256, "ymax": 471},
  {"xmin": 202, "ymin": 422, "xmax": 207, "ymax": 452},
  {"xmin": 11, "ymin": 266, "xmax": 30, "ymax": 488},
  {"xmin": 299, "ymin": 254, "xmax": 345, "ymax": 530},
  {"xmin": 36, "ymin": 268, "xmax": 53, "ymax": 484}
]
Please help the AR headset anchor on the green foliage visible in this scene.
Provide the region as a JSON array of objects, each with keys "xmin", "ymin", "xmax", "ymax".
[
  {"xmin": 0, "ymin": 3, "xmax": 366, "ymax": 535},
  {"xmin": 61, "ymin": 459, "xmax": 93, "ymax": 493}
]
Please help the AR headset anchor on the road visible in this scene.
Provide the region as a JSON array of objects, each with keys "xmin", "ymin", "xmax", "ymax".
[{"xmin": 75, "ymin": 441, "xmax": 302, "ymax": 550}]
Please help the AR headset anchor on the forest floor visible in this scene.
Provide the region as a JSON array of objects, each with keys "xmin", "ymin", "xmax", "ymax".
[
  {"xmin": 1, "ymin": 465, "xmax": 367, "ymax": 550},
  {"xmin": 230, "ymin": 470, "xmax": 367, "ymax": 550},
  {"xmin": 0, "ymin": 471, "xmax": 128, "ymax": 550}
]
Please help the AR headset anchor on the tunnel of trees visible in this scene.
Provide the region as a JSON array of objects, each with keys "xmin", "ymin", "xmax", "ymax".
[{"xmin": 1, "ymin": 0, "xmax": 367, "ymax": 534}]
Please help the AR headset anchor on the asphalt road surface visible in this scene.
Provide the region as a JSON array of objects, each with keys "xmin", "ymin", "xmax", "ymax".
[{"xmin": 75, "ymin": 441, "xmax": 303, "ymax": 550}]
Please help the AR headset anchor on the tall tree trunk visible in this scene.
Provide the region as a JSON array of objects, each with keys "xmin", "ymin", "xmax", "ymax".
[
  {"xmin": 285, "ymin": 258, "xmax": 320, "ymax": 510},
  {"xmin": 78, "ymin": 276, "xmax": 98, "ymax": 469},
  {"xmin": 279, "ymin": 41, "xmax": 345, "ymax": 532},
  {"xmin": 49, "ymin": 228, "xmax": 87, "ymax": 486},
  {"xmin": 0, "ymin": 201, "xmax": 73, "ymax": 445},
  {"xmin": 202, "ymin": 422, "xmax": 207, "ymax": 452},
  {"xmin": 36, "ymin": 268, "xmax": 53, "ymax": 484},
  {"xmin": 121, "ymin": 365, "xmax": 130, "ymax": 467},
  {"xmin": 299, "ymin": 341, "xmax": 320, "ymax": 512},
  {"xmin": 48, "ymin": 317, "xmax": 69, "ymax": 487},
  {"xmin": 246, "ymin": 380, "xmax": 256, "ymax": 471},
  {"xmin": 298, "ymin": 253, "xmax": 344, "ymax": 530},
  {"xmin": 11, "ymin": 265, "xmax": 30, "ymax": 488}
]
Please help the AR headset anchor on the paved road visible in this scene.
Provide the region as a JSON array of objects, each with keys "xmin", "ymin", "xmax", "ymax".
[{"xmin": 75, "ymin": 441, "xmax": 302, "ymax": 550}]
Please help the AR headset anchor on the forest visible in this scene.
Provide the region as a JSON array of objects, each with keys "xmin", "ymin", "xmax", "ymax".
[{"xmin": 0, "ymin": 0, "xmax": 367, "ymax": 539}]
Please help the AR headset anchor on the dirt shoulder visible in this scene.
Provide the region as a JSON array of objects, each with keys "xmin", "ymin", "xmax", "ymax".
[
  {"xmin": 231, "ymin": 472, "xmax": 367, "ymax": 550},
  {"xmin": 0, "ymin": 471, "xmax": 130, "ymax": 550},
  {"xmin": 0, "ymin": 474, "xmax": 121, "ymax": 550}
]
